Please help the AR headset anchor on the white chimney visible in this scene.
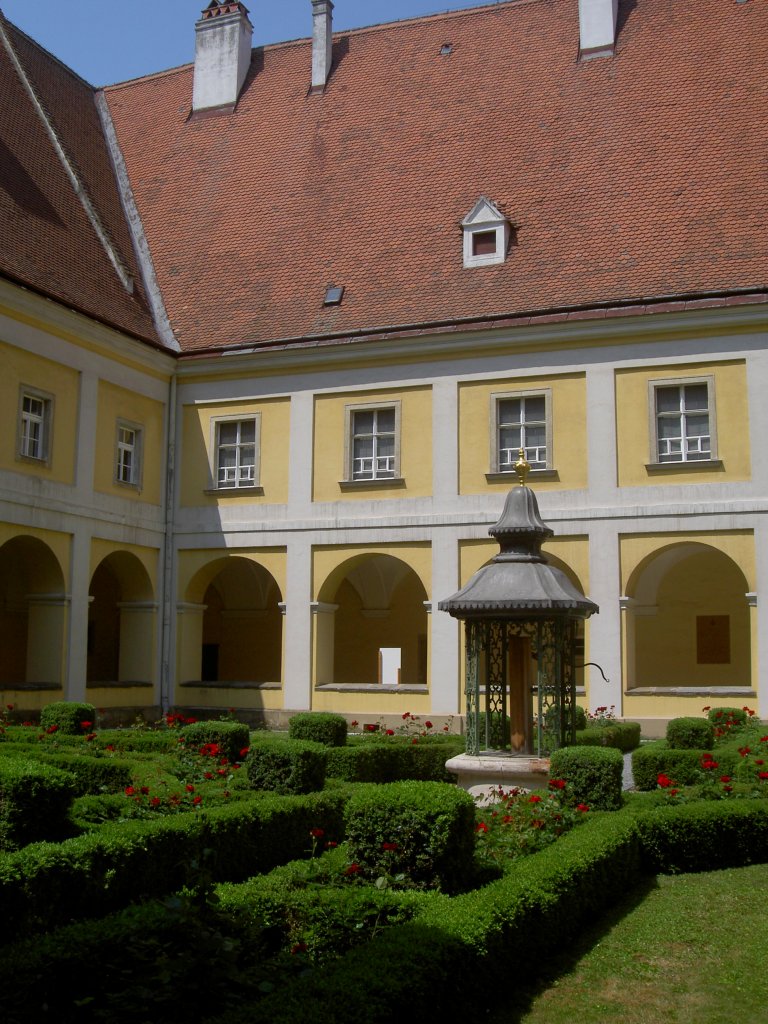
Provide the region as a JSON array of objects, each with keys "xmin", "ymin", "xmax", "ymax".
[
  {"xmin": 311, "ymin": 0, "xmax": 334, "ymax": 90},
  {"xmin": 578, "ymin": 0, "xmax": 619, "ymax": 59},
  {"xmin": 192, "ymin": 1, "xmax": 253, "ymax": 112}
]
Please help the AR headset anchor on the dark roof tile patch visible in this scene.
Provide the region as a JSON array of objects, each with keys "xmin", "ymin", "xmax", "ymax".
[{"xmin": 0, "ymin": 20, "xmax": 160, "ymax": 345}]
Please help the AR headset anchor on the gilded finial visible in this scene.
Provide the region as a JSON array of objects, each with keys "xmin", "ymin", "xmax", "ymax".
[{"xmin": 515, "ymin": 448, "xmax": 530, "ymax": 487}]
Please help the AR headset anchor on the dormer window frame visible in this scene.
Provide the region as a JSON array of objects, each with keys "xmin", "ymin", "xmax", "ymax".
[{"xmin": 462, "ymin": 197, "xmax": 510, "ymax": 269}]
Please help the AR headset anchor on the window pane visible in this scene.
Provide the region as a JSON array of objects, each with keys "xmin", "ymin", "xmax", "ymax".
[
  {"xmin": 523, "ymin": 396, "xmax": 545, "ymax": 422},
  {"xmin": 354, "ymin": 436, "xmax": 373, "ymax": 461},
  {"xmin": 525, "ymin": 424, "xmax": 546, "ymax": 447},
  {"xmin": 376, "ymin": 408, "xmax": 395, "ymax": 433},
  {"xmin": 218, "ymin": 422, "xmax": 238, "ymax": 445},
  {"xmin": 685, "ymin": 414, "xmax": 709, "ymax": 437},
  {"xmin": 239, "ymin": 420, "xmax": 256, "ymax": 443},
  {"xmin": 656, "ymin": 387, "xmax": 681, "ymax": 413},
  {"xmin": 683, "ymin": 384, "xmax": 708, "ymax": 411},
  {"xmin": 353, "ymin": 410, "xmax": 374, "ymax": 435},
  {"xmin": 500, "ymin": 426, "xmax": 522, "ymax": 451},
  {"xmin": 498, "ymin": 399, "xmax": 521, "ymax": 426},
  {"xmin": 377, "ymin": 435, "xmax": 395, "ymax": 459},
  {"xmin": 472, "ymin": 230, "xmax": 497, "ymax": 256},
  {"xmin": 240, "ymin": 444, "xmax": 256, "ymax": 466},
  {"xmin": 658, "ymin": 417, "xmax": 681, "ymax": 439}
]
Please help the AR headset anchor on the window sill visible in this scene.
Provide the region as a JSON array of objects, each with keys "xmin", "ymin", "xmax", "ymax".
[
  {"xmin": 645, "ymin": 459, "xmax": 723, "ymax": 474},
  {"xmin": 486, "ymin": 469, "xmax": 559, "ymax": 484},
  {"xmin": 625, "ymin": 686, "xmax": 755, "ymax": 697},
  {"xmin": 86, "ymin": 680, "xmax": 153, "ymax": 689},
  {"xmin": 315, "ymin": 683, "xmax": 428, "ymax": 694},
  {"xmin": 114, "ymin": 480, "xmax": 142, "ymax": 491},
  {"xmin": 338, "ymin": 477, "xmax": 406, "ymax": 492},
  {"xmin": 16, "ymin": 454, "xmax": 50, "ymax": 468},
  {"xmin": 204, "ymin": 485, "xmax": 264, "ymax": 496},
  {"xmin": 179, "ymin": 680, "xmax": 280, "ymax": 690}
]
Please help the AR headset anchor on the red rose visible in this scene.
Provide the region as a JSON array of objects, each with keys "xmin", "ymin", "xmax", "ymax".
[
  {"xmin": 720, "ymin": 776, "xmax": 732, "ymax": 783},
  {"xmin": 475, "ymin": 822, "xmax": 489, "ymax": 833},
  {"xmin": 529, "ymin": 795, "xmax": 542, "ymax": 803},
  {"xmin": 80, "ymin": 721, "xmax": 93, "ymax": 729},
  {"xmin": 140, "ymin": 786, "xmax": 150, "ymax": 795},
  {"xmin": 344, "ymin": 863, "xmax": 360, "ymax": 875},
  {"xmin": 548, "ymin": 778, "xmax": 566, "ymax": 790},
  {"xmin": 576, "ymin": 804, "xmax": 590, "ymax": 812},
  {"xmin": 150, "ymin": 797, "xmax": 161, "ymax": 807},
  {"xmin": 657, "ymin": 774, "xmax": 673, "ymax": 788},
  {"xmin": 124, "ymin": 786, "xmax": 135, "ymax": 796},
  {"xmin": 185, "ymin": 784, "xmax": 195, "ymax": 793},
  {"xmin": 382, "ymin": 842, "xmax": 398, "ymax": 850},
  {"xmin": 424, "ymin": 721, "xmax": 433, "ymax": 729},
  {"xmin": 239, "ymin": 747, "xmax": 250, "ymax": 757},
  {"xmin": 193, "ymin": 795, "xmax": 202, "ymax": 805},
  {"xmin": 386, "ymin": 729, "xmax": 394, "ymax": 736},
  {"xmin": 310, "ymin": 828, "xmax": 324, "ymax": 838}
]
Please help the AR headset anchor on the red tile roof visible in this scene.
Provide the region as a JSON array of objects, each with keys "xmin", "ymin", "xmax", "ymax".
[
  {"xmin": 5, "ymin": 0, "xmax": 766, "ymax": 357},
  {"xmin": 0, "ymin": 19, "xmax": 160, "ymax": 346}
]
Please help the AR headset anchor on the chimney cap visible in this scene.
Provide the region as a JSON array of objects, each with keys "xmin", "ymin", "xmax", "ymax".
[{"xmin": 201, "ymin": 1, "xmax": 250, "ymax": 20}]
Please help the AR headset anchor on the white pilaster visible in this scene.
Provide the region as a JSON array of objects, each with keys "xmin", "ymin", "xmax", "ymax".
[
  {"xmin": 753, "ymin": 520, "xmax": 768, "ymax": 716},
  {"xmin": 287, "ymin": 391, "xmax": 314, "ymax": 518},
  {"xmin": 585, "ymin": 521, "xmax": 623, "ymax": 713},
  {"xmin": 586, "ymin": 365, "xmax": 619, "ymax": 505},
  {"xmin": 283, "ymin": 534, "xmax": 313, "ymax": 710},
  {"xmin": 432, "ymin": 379, "xmax": 458, "ymax": 501},
  {"xmin": 65, "ymin": 526, "xmax": 91, "ymax": 702},
  {"xmin": 430, "ymin": 527, "xmax": 461, "ymax": 714}
]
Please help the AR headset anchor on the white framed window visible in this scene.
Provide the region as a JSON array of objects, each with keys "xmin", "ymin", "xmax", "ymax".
[
  {"xmin": 213, "ymin": 415, "xmax": 260, "ymax": 490},
  {"xmin": 649, "ymin": 377, "xmax": 716, "ymax": 465},
  {"xmin": 17, "ymin": 387, "xmax": 53, "ymax": 464},
  {"xmin": 115, "ymin": 421, "xmax": 143, "ymax": 487},
  {"xmin": 462, "ymin": 197, "xmax": 510, "ymax": 269},
  {"xmin": 343, "ymin": 401, "xmax": 402, "ymax": 484},
  {"xmin": 490, "ymin": 390, "xmax": 552, "ymax": 474}
]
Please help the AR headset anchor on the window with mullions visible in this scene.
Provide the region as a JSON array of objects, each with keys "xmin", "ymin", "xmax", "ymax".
[
  {"xmin": 654, "ymin": 381, "xmax": 713, "ymax": 463},
  {"xmin": 18, "ymin": 388, "xmax": 53, "ymax": 463},
  {"xmin": 351, "ymin": 407, "xmax": 397, "ymax": 480},
  {"xmin": 115, "ymin": 422, "xmax": 142, "ymax": 486},
  {"xmin": 496, "ymin": 393, "xmax": 549, "ymax": 472},
  {"xmin": 215, "ymin": 417, "xmax": 258, "ymax": 489}
]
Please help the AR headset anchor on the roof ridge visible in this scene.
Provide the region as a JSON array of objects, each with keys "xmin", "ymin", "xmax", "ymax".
[{"xmin": 104, "ymin": 0, "xmax": 532, "ymax": 91}]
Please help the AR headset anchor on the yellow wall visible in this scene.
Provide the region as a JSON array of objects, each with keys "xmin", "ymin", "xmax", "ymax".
[
  {"xmin": 620, "ymin": 532, "xmax": 754, "ymax": 695},
  {"xmin": 616, "ymin": 360, "xmax": 750, "ymax": 487},
  {"xmin": 458, "ymin": 373, "xmax": 587, "ymax": 494},
  {"xmin": 620, "ymin": 531, "xmax": 755, "ymax": 594},
  {"xmin": 313, "ymin": 543, "xmax": 431, "ymax": 603},
  {"xmin": 0, "ymin": 526, "xmax": 71, "ymax": 695},
  {"xmin": 312, "ymin": 543, "xmax": 432, "ymax": 699},
  {"xmin": 313, "ymin": 387, "xmax": 432, "ymax": 502},
  {"xmin": 0, "ymin": 340, "xmax": 79, "ymax": 484},
  {"xmin": 179, "ymin": 398, "xmax": 290, "ymax": 507},
  {"xmin": 179, "ymin": 548, "xmax": 287, "ymax": 604},
  {"xmin": 93, "ymin": 380, "xmax": 165, "ymax": 504}
]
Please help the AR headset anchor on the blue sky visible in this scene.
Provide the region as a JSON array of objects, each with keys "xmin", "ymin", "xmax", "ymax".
[{"xmin": 1, "ymin": 0, "xmax": 488, "ymax": 85}]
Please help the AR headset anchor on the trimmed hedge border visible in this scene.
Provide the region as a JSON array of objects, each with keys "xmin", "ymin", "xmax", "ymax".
[
  {"xmin": 632, "ymin": 740, "xmax": 740, "ymax": 790},
  {"xmin": 0, "ymin": 759, "xmax": 77, "ymax": 850},
  {"xmin": 325, "ymin": 738, "xmax": 465, "ymax": 782},
  {"xmin": 214, "ymin": 799, "xmax": 768, "ymax": 1024},
  {"xmin": 0, "ymin": 788, "xmax": 348, "ymax": 941},
  {"xmin": 2, "ymin": 798, "xmax": 768, "ymax": 1023},
  {"xmin": 571, "ymin": 721, "xmax": 641, "ymax": 753},
  {"xmin": 0, "ymin": 746, "xmax": 134, "ymax": 794}
]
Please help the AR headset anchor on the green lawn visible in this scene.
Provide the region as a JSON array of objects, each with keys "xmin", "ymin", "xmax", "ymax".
[{"xmin": 480, "ymin": 862, "xmax": 768, "ymax": 1024}]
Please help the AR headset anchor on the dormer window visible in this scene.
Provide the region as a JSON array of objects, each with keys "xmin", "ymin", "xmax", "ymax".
[{"xmin": 462, "ymin": 197, "xmax": 510, "ymax": 269}]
